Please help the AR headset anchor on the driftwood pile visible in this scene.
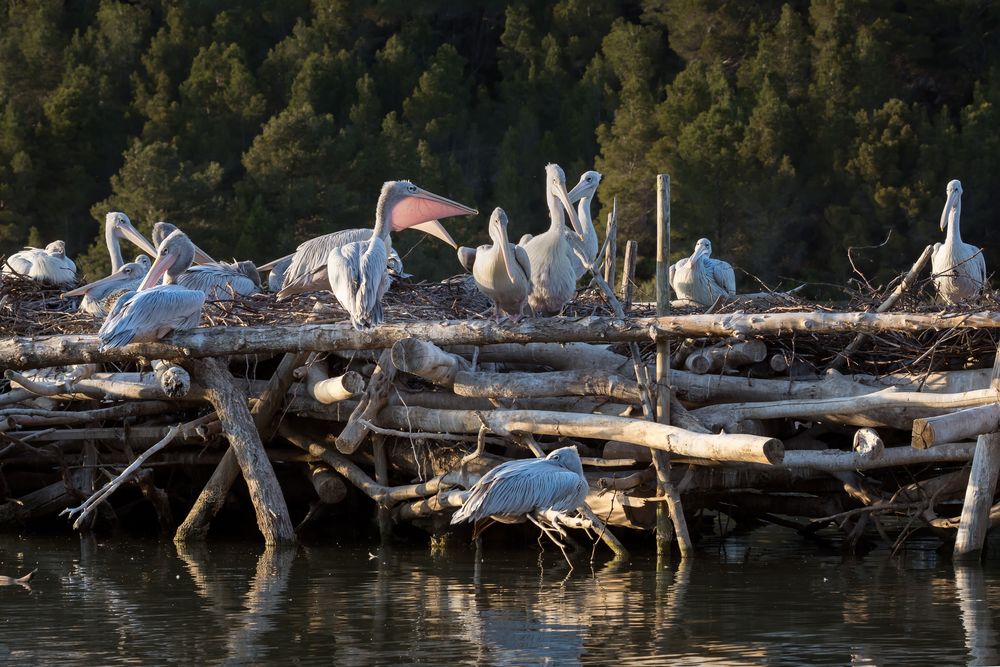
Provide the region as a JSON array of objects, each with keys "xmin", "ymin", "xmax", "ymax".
[{"xmin": 1, "ymin": 253, "xmax": 1000, "ymax": 562}]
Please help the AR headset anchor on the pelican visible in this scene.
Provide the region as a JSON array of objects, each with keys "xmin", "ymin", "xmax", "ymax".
[
  {"xmin": 565, "ymin": 169, "xmax": 602, "ymax": 279},
  {"xmin": 3, "ymin": 240, "xmax": 77, "ymax": 286},
  {"xmin": 470, "ymin": 208, "xmax": 532, "ymax": 322},
  {"xmin": 328, "ymin": 180, "xmax": 477, "ymax": 329},
  {"xmin": 267, "ymin": 219, "xmax": 456, "ymax": 299},
  {"xmin": 450, "ymin": 446, "xmax": 589, "ymax": 539},
  {"xmin": 265, "ymin": 254, "xmax": 294, "ymax": 292},
  {"xmin": 62, "ymin": 257, "xmax": 151, "ymax": 316},
  {"xmin": 103, "ymin": 212, "xmax": 158, "ymax": 271},
  {"xmin": 522, "ymin": 163, "xmax": 583, "ymax": 315},
  {"xmin": 98, "ymin": 230, "xmax": 206, "ymax": 350},
  {"xmin": 150, "ymin": 223, "xmax": 260, "ymax": 299},
  {"xmin": 931, "ymin": 180, "xmax": 986, "ymax": 303},
  {"xmin": 669, "ymin": 238, "xmax": 735, "ymax": 306}
]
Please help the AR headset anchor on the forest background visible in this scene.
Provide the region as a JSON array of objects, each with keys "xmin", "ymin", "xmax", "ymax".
[{"xmin": 0, "ymin": 0, "xmax": 997, "ymax": 293}]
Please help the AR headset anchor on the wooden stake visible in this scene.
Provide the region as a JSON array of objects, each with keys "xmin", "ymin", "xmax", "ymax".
[
  {"xmin": 603, "ymin": 197, "xmax": 618, "ymax": 287},
  {"xmin": 954, "ymin": 432, "xmax": 1000, "ymax": 560},
  {"xmin": 656, "ymin": 173, "xmax": 693, "ymax": 559},
  {"xmin": 621, "ymin": 240, "xmax": 638, "ymax": 309},
  {"xmin": 336, "ymin": 349, "xmax": 397, "ymax": 454},
  {"xmin": 373, "ymin": 434, "xmax": 393, "ymax": 543}
]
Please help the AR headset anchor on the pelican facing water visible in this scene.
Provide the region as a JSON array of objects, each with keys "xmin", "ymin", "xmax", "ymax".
[
  {"xmin": 3, "ymin": 240, "xmax": 77, "ymax": 286},
  {"xmin": 328, "ymin": 181, "xmax": 477, "ymax": 329},
  {"xmin": 669, "ymin": 238, "xmax": 735, "ymax": 306},
  {"xmin": 523, "ymin": 164, "xmax": 582, "ymax": 315},
  {"xmin": 931, "ymin": 180, "xmax": 986, "ymax": 303},
  {"xmin": 471, "ymin": 208, "xmax": 532, "ymax": 322}
]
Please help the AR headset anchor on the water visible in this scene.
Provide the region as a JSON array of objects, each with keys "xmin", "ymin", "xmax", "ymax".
[{"xmin": 0, "ymin": 529, "xmax": 996, "ymax": 666}]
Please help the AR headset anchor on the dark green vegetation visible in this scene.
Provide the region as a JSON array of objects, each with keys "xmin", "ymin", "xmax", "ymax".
[{"xmin": 0, "ymin": 0, "xmax": 997, "ymax": 287}]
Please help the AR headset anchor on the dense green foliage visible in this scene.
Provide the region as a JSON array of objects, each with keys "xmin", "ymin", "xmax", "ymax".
[{"xmin": 0, "ymin": 0, "xmax": 997, "ymax": 289}]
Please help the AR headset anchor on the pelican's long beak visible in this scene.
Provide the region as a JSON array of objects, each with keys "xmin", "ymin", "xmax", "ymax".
[
  {"xmin": 138, "ymin": 253, "xmax": 177, "ymax": 291},
  {"xmin": 192, "ymin": 245, "xmax": 215, "ymax": 264},
  {"xmin": 389, "ymin": 188, "xmax": 477, "ymax": 239},
  {"xmin": 691, "ymin": 244, "xmax": 709, "ymax": 263},
  {"xmin": 566, "ymin": 177, "xmax": 590, "ymax": 204},
  {"xmin": 940, "ymin": 189, "xmax": 960, "ymax": 232},
  {"xmin": 492, "ymin": 211, "xmax": 516, "ymax": 283},
  {"xmin": 258, "ymin": 253, "xmax": 295, "ymax": 272},
  {"xmin": 552, "ymin": 177, "xmax": 583, "ymax": 236},
  {"xmin": 120, "ymin": 223, "xmax": 158, "ymax": 258},
  {"xmin": 62, "ymin": 268, "xmax": 131, "ymax": 298},
  {"xmin": 411, "ymin": 220, "xmax": 458, "ymax": 248}
]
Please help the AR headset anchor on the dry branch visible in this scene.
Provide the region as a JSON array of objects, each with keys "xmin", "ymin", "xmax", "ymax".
[
  {"xmin": 453, "ymin": 369, "xmax": 641, "ymax": 402},
  {"xmin": 912, "ymin": 404, "xmax": 1000, "ymax": 449}
]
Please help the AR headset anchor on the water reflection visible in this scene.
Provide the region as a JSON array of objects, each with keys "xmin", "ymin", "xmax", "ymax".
[{"xmin": 0, "ymin": 530, "xmax": 995, "ymax": 665}]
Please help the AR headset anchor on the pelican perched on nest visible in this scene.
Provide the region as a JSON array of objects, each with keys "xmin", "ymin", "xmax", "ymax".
[
  {"xmin": 63, "ymin": 258, "xmax": 150, "ymax": 317},
  {"xmin": 149, "ymin": 223, "xmax": 261, "ymax": 299},
  {"xmin": 669, "ymin": 238, "xmax": 735, "ymax": 306},
  {"xmin": 3, "ymin": 240, "xmax": 77, "ymax": 286},
  {"xmin": 566, "ymin": 169, "xmax": 602, "ymax": 279},
  {"xmin": 327, "ymin": 180, "xmax": 477, "ymax": 329},
  {"xmin": 931, "ymin": 179, "xmax": 987, "ymax": 303},
  {"xmin": 470, "ymin": 207, "xmax": 532, "ymax": 322},
  {"xmin": 522, "ymin": 164, "xmax": 582, "ymax": 315}
]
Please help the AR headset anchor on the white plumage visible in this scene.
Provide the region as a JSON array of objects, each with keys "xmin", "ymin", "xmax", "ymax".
[
  {"xmin": 931, "ymin": 179, "xmax": 987, "ymax": 303},
  {"xmin": 523, "ymin": 163, "xmax": 583, "ymax": 315},
  {"xmin": 3, "ymin": 240, "xmax": 77, "ymax": 286},
  {"xmin": 566, "ymin": 169, "xmax": 602, "ymax": 279},
  {"xmin": 669, "ymin": 238, "xmax": 735, "ymax": 306},
  {"xmin": 471, "ymin": 207, "xmax": 532, "ymax": 322}
]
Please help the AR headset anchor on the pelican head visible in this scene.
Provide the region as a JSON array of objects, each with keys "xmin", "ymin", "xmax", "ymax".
[
  {"xmin": 545, "ymin": 163, "xmax": 582, "ymax": 234},
  {"xmin": 692, "ymin": 238, "xmax": 712, "ymax": 262},
  {"xmin": 234, "ymin": 260, "xmax": 262, "ymax": 288},
  {"xmin": 44, "ymin": 240, "xmax": 67, "ymax": 257},
  {"xmin": 380, "ymin": 180, "xmax": 478, "ymax": 245},
  {"xmin": 567, "ymin": 170, "xmax": 603, "ymax": 203},
  {"xmin": 545, "ymin": 445, "xmax": 585, "ymax": 477},
  {"xmin": 152, "ymin": 222, "xmax": 216, "ymax": 264},
  {"xmin": 106, "ymin": 212, "xmax": 158, "ymax": 257},
  {"xmin": 456, "ymin": 246, "xmax": 477, "ymax": 273},
  {"xmin": 489, "ymin": 207, "xmax": 517, "ymax": 283},
  {"xmin": 135, "ymin": 255, "xmax": 152, "ymax": 271},
  {"xmin": 62, "ymin": 260, "xmax": 147, "ymax": 298},
  {"xmin": 139, "ymin": 230, "xmax": 196, "ymax": 290},
  {"xmin": 386, "ymin": 250, "xmax": 412, "ymax": 279},
  {"xmin": 940, "ymin": 179, "xmax": 963, "ymax": 232}
]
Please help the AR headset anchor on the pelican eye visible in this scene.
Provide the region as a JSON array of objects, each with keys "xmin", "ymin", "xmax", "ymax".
[{"xmin": 407, "ymin": 185, "xmax": 417, "ymax": 193}]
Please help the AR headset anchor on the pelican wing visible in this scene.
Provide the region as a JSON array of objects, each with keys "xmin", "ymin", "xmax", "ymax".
[
  {"xmin": 3, "ymin": 249, "xmax": 38, "ymax": 275},
  {"xmin": 283, "ymin": 229, "xmax": 373, "ymax": 292},
  {"xmin": 355, "ymin": 239, "xmax": 390, "ymax": 328},
  {"xmin": 326, "ymin": 243, "xmax": 363, "ymax": 323},
  {"xmin": 708, "ymin": 258, "xmax": 736, "ymax": 295},
  {"xmin": 179, "ymin": 264, "xmax": 260, "ymax": 299},
  {"xmin": 513, "ymin": 244, "xmax": 532, "ymax": 291},
  {"xmin": 98, "ymin": 285, "xmax": 205, "ymax": 350},
  {"xmin": 969, "ymin": 245, "xmax": 988, "ymax": 287},
  {"xmin": 450, "ymin": 458, "xmax": 588, "ymax": 524}
]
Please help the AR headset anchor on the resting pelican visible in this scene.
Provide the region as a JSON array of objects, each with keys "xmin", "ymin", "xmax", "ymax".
[
  {"xmin": 3, "ymin": 240, "xmax": 77, "ymax": 286},
  {"xmin": 931, "ymin": 180, "xmax": 986, "ymax": 303},
  {"xmin": 150, "ymin": 223, "xmax": 260, "ymax": 299},
  {"xmin": 103, "ymin": 212, "xmax": 158, "ymax": 271},
  {"xmin": 265, "ymin": 255, "xmax": 294, "ymax": 292},
  {"xmin": 450, "ymin": 446, "xmax": 589, "ymax": 539},
  {"xmin": 267, "ymin": 219, "xmax": 455, "ymax": 299},
  {"xmin": 522, "ymin": 164, "xmax": 583, "ymax": 315},
  {"xmin": 669, "ymin": 238, "xmax": 735, "ymax": 306},
  {"xmin": 63, "ymin": 257, "xmax": 151, "ymax": 316},
  {"xmin": 98, "ymin": 230, "xmax": 206, "ymax": 350},
  {"xmin": 471, "ymin": 208, "xmax": 532, "ymax": 322},
  {"xmin": 328, "ymin": 180, "xmax": 477, "ymax": 329},
  {"xmin": 566, "ymin": 169, "xmax": 602, "ymax": 279}
]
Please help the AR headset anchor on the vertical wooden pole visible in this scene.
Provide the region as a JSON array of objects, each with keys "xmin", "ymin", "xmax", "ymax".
[
  {"xmin": 621, "ymin": 240, "xmax": 638, "ymax": 310},
  {"xmin": 603, "ymin": 197, "xmax": 618, "ymax": 287},
  {"xmin": 655, "ymin": 174, "xmax": 693, "ymax": 559},
  {"xmin": 372, "ymin": 434, "xmax": 393, "ymax": 543}
]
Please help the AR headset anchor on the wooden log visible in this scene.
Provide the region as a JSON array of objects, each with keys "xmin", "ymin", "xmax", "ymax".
[
  {"xmin": 309, "ymin": 463, "xmax": 348, "ymax": 505},
  {"xmin": 336, "ymin": 349, "xmax": 396, "ymax": 454},
  {"xmin": 683, "ymin": 339, "xmax": 767, "ymax": 374},
  {"xmin": 187, "ymin": 357, "xmax": 295, "ymax": 546},
  {"xmin": 0, "ymin": 469, "xmax": 90, "ymax": 525},
  {"xmin": 152, "ymin": 359, "xmax": 191, "ymax": 398},
  {"xmin": 1, "ymin": 401, "xmax": 176, "ymax": 427},
  {"xmin": 912, "ymin": 404, "xmax": 1000, "ymax": 450},
  {"xmin": 302, "ymin": 362, "xmax": 364, "ymax": 404},
  {"xmin": 603, "ymin": 199, "xmax": 617, "ymax": 287},
  {"xmin": 373, "ymin": 435, "xmax": 392, "ymax": 542},
  {"xmin": 374, "ymin": 405, "xmax": 782, "ymax": 464},
  {"xmin": 174, "ymin": 351, "xmax": 307, "ymax": 543},
  {"xmin": 775, "ymin": 442, "xmax": 976, "ymax": 471},
  {"xmin": 453, "ymin": 369, "xmax": 641, "ymax": 402},
  {"xmin": 7, "ymin": 311, "xmax": 1000, "ymax": 368},
  {"xmin": 769, "ymin": 353, "xmax": 789, "ymax": 373},
  {"xmin": 954, "ymin": 433, "xmax": 1000, "ymax": 560},
  {"xmin": 391, "ymin": 337, "xmax": 470, "ymax": 387},
  {"xmin": 827, "ymin": 244, "xmax": 934, "ymax": 371},
  {"xmin": 691, "ymin": 386, "xmax": 1000, "ymax": 430},
  {"xmin": 621, "ymin": 240, "xmax": 637, "ymax": 309},
  {"xmin": 446, "ymin": 342, "xmax": 629, "ymax": 372},
  {"xmin": 852, "ymin": 428, "xmax": 884, "ymax": 459}
]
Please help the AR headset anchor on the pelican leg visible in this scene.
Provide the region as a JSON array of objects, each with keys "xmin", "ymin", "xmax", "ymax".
[{"xmin": 527, "ymin": 513, "xmax": 573, "ymax": 569}]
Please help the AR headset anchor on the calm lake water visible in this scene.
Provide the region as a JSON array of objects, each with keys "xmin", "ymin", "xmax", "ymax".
[{"xmin": 0, "ymin": 528, "xmax": 996, "ymax": 666}]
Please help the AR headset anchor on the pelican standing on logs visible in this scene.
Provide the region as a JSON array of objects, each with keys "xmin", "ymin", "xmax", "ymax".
[
  {"xmin": 470, "ymin": 207, "xmax": 532, "ymax": 322},
  {"xmin": 523, "ymin": 164, "xmax": 583, "ymax": 315},
  {"xmin": 150, "ymin": 222, "xmax": 261, "ymax": 299},
  {"xmin": 328, "ymin": 180, "xmax": 477, "ymax": 329},
  {"xmin": 266, "ymin": 221, "xmax": 455, "ymax": 299},
  {"xmin": 98, "ymin": 230, "xmax": 206, "ymax": 350},
  {"xmin": 669, "ymin": 238, "xmax": 736, "ymax": 306},
  {"xmin": 931, "ymin": 179, "xmax": 987, "ymax": 303},
  {"xmin": 3, "ymin": 240, "xmax": 77, "ymax": 286},
  {"xmin": 566, "ymin": 169, "xmax": 602, "ymax": 279},
  {"xmin": 450, "ymin": 446, "xmax": 589, "ymax": 548}
]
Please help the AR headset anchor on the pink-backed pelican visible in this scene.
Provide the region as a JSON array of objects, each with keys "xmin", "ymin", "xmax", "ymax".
[
  {"xmin": 931, "ymin": 179, "xmax": 987, "ymax": 303},
  {"xmin": 470, "ymin": 207, "xmax": 532, "ymax": 322}
]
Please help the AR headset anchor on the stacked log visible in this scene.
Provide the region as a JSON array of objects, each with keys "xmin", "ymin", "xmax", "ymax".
[{"xmin": 0, "ymin": 305, "xmax": 998, "ymax": 561}]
